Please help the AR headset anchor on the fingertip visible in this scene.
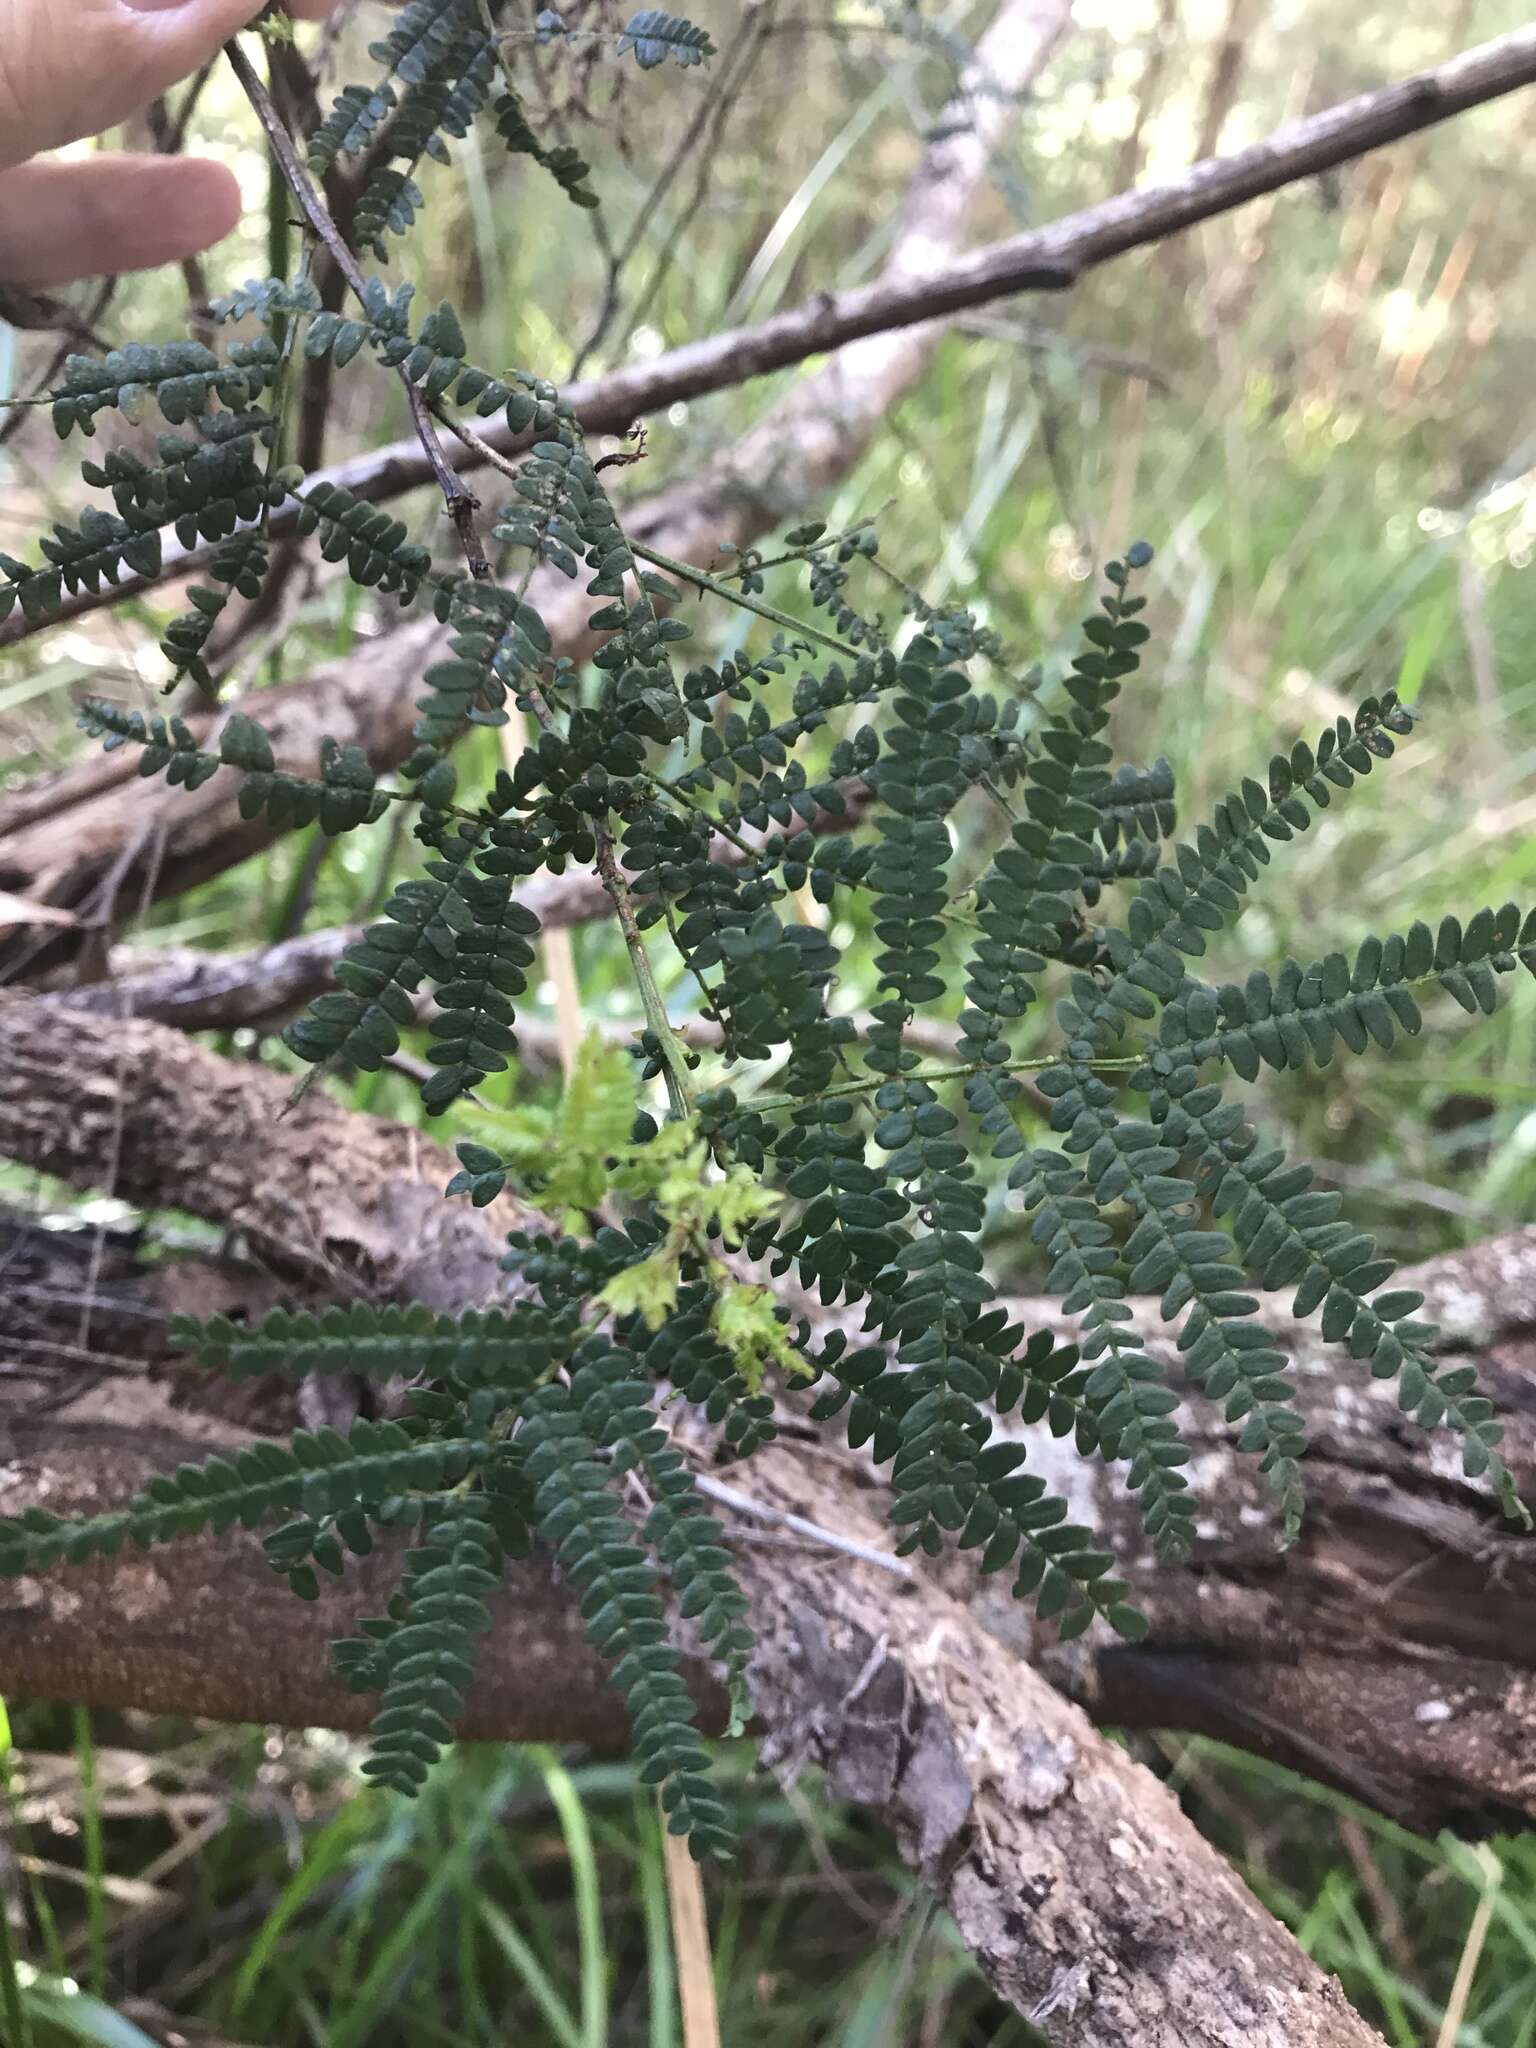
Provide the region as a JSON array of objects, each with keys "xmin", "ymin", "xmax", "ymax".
[
  {"xmin": 164, "ymin": 154, "xmax": 244, "ymax": 254},
  {"xmin": 0, "ymin": 155, "xmax": 244, "ymax": 287}
]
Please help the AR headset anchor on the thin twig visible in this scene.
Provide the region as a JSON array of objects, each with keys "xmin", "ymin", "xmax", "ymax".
[
  {"xmin": 692, "ymin": 1471, "xmax": 916, "ymax": 1579},
  {"xmin": 223, "ymin": 34, "xmax": 492, "ymax": 583},
  {"xmin": 630, "ymin": 539, "xmax": 862, "ymax": 661},
  {"xmin": 74, "ymin": 822, "xmax": 167, "ymax": 1369},
  {"xmin": 598, "ymin": 3, "xmax": 777, "ymax": 371},
  {"xmin": 12, "ymin": 23, "xmax": 1536, "ymax": 643},
  {"xmin": 659, "ymin": 1806, "xmax": 722, "ymax": 2048},
  {"xmin": 598, "ymin": 835, "xmax": 694, "ymax": 1119}
]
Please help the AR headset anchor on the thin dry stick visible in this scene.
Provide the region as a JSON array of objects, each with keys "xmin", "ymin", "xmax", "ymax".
[
  {"xmin": 660, "ymin": 1811, "xmax": 721, "ymax": 2048},
  {"xmin": 74, "ymin": 823, "xmax": 167, "ymax": 1365},
  {"xmin": 11, "ymin": 22, "xmax": 1536, "ymax": 644},
  {"xmin": 1435, "ymin": 1844, "xmax": 1501, "ymax": 2048},
  {"xmin": 692, "ymin": 1471, "xmax": 916, "ymax": 1579},
  {"xmin": 223, "ymin": 34, "xmax": 493, "ymax": 584}
]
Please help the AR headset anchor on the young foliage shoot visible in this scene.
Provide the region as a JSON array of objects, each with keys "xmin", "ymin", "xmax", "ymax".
[{"xmin": 1, "ymin": 13, "xmax": 1531, "ymax": 1863}]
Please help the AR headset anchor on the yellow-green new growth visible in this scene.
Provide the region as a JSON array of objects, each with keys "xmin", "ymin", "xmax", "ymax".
[
  {"xmin": 453, "ymin": 1033, "xmax": 638, "ymax": 1226},
  {"xmin": 600, "ymin": 1121, "xmax": 794, "ymax": 1390}
]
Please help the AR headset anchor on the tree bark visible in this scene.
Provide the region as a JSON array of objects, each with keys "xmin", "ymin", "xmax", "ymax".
[
  {"xmin": 0, "ymin": 1353, "xmax": 1382, "ymax": 2048},
  {"xmin": 2, "ymin": 994, "xmax": 1535, "ymax": 1842},
  {"xmin": 0, "ymin": 1088, "xmax": 1391, "ymax": 2045},
  {"xmin": 6, "ymin": 1001, "xmax": 1536, "ymax": 2041},
  {"xmin": 4, "ymin": 21, "xmax": 1535, "ymax": 2038}
]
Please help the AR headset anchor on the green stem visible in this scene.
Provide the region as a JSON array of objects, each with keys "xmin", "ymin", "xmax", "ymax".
[
  {"xmin": 265, "ymin": 42, "xmax": 292, "ymax": 363},
  {"xmin": 515, "ymin": 674, "xmax": 695, "ymax": 1121},
  {"xmin": 259, "ymin": 242, "xmax": 308, "ymax": 496},
  {"xmin": 628, "ymin": 539, "xmax": 862, "ymax": 661},
  {"xmin": 748, "ymin": 1052, "xmax": 1143, "ymax": 1118},
  {"xmin": 641, "ymin": 768, "xmax": 758, "ymax": 860},
  {"xmin": 601, "ymin": 837, "xmax": 694, "ymax": 1119},
  {"xmin": 717, "ymin": 512, "xmax": 884, "ymax": 582}
]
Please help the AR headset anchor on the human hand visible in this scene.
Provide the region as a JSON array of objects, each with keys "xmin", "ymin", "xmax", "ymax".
[{"xmin": 0, "ymin": 1, "xmax": 336, "ymax": 288}]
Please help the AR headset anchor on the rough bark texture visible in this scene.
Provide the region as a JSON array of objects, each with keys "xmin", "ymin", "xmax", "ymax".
[
  {"xmin": 0, "ymin": 1008, "xmax": 1393, "ymax": 2046},
  {"xmin": 971, "ymin": 1248, "xmax": 1536, "ymax": 1837},
  {"xmin": 0, "ymin": 1351, "xmax": 1381, "ymax": 2047},
  {"xmin": 717, "ymin": 1449, "xmax": 1384, "ymax": 2046},
  {"xmin": 0, "ymin": 992, "xmax": 521, "ymax": 1299},
  {"xmin": 7, "ymin": 1003, "xmax": 1536, "ymax": 2042},
  {"xmin": 3, "ymin": 994, "xmax": 1536, "ymax": 1842}
]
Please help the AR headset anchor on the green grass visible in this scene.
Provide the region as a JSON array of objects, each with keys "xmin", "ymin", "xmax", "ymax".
[
  {"xmin": 8, "ymin": 1711, "xmax": 1536, "ymax": 2045},
  {"xmin": 0, "ymin": 1722, "xmax": 1022, "ymax": 2047}
]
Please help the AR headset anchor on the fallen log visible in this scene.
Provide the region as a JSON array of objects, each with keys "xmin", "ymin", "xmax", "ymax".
[
  {"xmin": 2, "ymin": 994, "xmax": 1534, "ymax": 1838},
  {"xmin": 0, "ymin": 1231, "xmax": 1384, "ymax": 2044},
  {"xmin": 6, "ymin": 995, "xmax": 1536, "ymax": 2045},
  {"xmin": 0, "ymin": 1353, "xmax": 1382, "ymax": 2047}
]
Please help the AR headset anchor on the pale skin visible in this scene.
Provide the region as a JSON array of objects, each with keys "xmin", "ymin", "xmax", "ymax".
[{"xmin": 0, "ymin": 0, "xmax": 337, "ymax": 287}]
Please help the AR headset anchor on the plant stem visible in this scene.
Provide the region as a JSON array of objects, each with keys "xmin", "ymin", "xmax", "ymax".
[
  {"xmin": 431, "ymin": 406, "xmax": 868, "ymax": 660},
  {"xmin": 717, "ymin": 511, "xmax": 887, "ymax": 582},
  {"xmin": 599, "ymin": 838, "xmax": 695, "ymax": 1119},
  {"xmin": 224, "ymin": 34, "xmax": 492, "ymax": 583},
  {"xmin": 747, "ymin": 1052, "xmax": 1142, "ymax": 1118},
  {"xmin": 629, "ymin": 538, "xmax": 862, "ymax": 660},
  {"xmin": 514, "ymin": 681, "xmax": 695, "ymax": 1120},
  {"xmin": 265, "ymin": 39, "xmax": 292, "ymax": 363},
  {"xmin": 658, "ymin": 1798, "xmax": 721, "ymax": 2048}
]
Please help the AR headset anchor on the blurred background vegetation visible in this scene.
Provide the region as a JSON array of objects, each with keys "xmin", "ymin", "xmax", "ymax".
[{"xmin": 3, "ymin": 0, "xmax": 1536, "ymax": 2040}]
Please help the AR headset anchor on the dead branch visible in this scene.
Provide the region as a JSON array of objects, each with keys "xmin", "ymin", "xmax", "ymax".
[
  {"xmin": 9, "ymin": 995, "xmax": 1536, "ymax": 2031},
  {"xmin": 48, "ymin": 934, "xmax": 972, "ymax": 1077},
  {"xmin": 3, "ymin": 21, "xmax": 1532, "ymax": 643},
  {"xmin": 0, "ymin": 1363, "xmax": 1381, "ymax": 2045},
  {"xmin": 0, "ymin": 630, "xmax": 429, "ymax": 976},
  {"xmin": 0, "ymin": 0, "xmax": 1047, "ymax": 965},
  {"xmin": 0, "ymin": 1003, "xmax": 1396, "ymax": 2046},
  {"xmin": 3, "ymin": 993, "xmax": 1536, "ymax": 1852}
]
